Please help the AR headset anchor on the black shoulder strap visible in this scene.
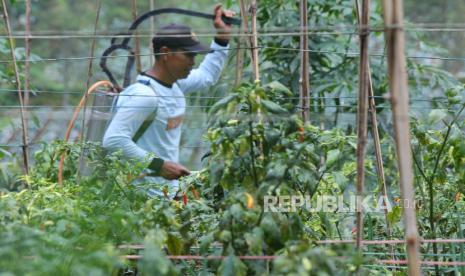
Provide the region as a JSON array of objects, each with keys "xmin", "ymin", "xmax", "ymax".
[{"xmin": 132, "ymin": 79, "xmax": 158, "ymax": 143}]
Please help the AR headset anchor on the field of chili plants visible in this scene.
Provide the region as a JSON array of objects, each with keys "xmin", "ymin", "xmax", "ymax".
[
  {"xmin": 0, "ymin": 83, "xmax": 375, "ymax": 275},
  {"xmin": 1, "ymin": 81, "xmax": 464, "ymax": 275},
  {"xmin": 1, "ymin": 0, "xmax": 465, "ymax": 275}
]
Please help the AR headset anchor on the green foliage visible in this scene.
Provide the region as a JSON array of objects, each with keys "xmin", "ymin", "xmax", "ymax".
[
  {"xmin": 272, "ymin": 243, "xmax": 371, "ymax": 275},
  {"xmin": 0, "ymin": 141, "xmax": 212, "ymax": 274},
  {"xmin": 182, "ymin": 81, "xmax": 371, "ymax": 273},
  {"xmin": 1, "ymin": 0, "xmax": 465, "ymax": 274},
  {"xmin": 0, "ymin": 82, "xmax": 375, "ymax": 274},
  {"xmin": 411, "ymin": 85, "xmax": 465, "ymax": 239}
]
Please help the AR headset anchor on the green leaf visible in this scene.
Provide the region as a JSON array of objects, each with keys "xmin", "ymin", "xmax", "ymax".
[
  {"xmin": 199, "ymin": 233, "xmax": 214, "ymax": 254},
  {"xmin": 100, "ymin": 181, "xmax": 115, "ymax": 200},
  {"xmin": 32, "ymin": 114, "xmax": 41, "ymax": 128},
  {"xmin": 260, "ymin": 214, "xmax": 282, "ymax": 248},
  {"xmin": 218, "ymin": 254, "xmax": 247, "ymax": 276},
  {"xmin": 266, "ymin": 81, "xmax": 292, "ymax": 95},
  {"xmin": 139, "ymin": 230, "xmax": 177, "ymax": 275},
  {"xmin": 266, "ymin": 162, "xmax": 287, "ymax": 179},
  {"xmin": 332, "ymin": 171, "xmax": 348, "ymax": 188},
  {"xmin": 209, "ymin": 94, "xmax": 236, "ymax": 115},
  {"xmin": 264, "ymin": 128, "xmax": 281, "ymax": 146},
  {"xmin": 219, "ymin": 230, "xmax": 232, "ymax": 243},
  {"xmin": 261, "ymin": 99, "xmax": 288, "ymax": 114},
  {"xmin": 230, "ymin": 203, "xmax": 243, "ymax": 221},
  {"xmin": 325, "ymin": 149, "xmax": 340, "ymax": 167},
  {"xmin": 245, "ymin": 227, "xmax": 264, "ymax": 254},
  {"xmin": 387, "ymin": 205, "xmax": 402, "ymax": 225},
  {"xmin": 428, "ymin": 109, "xmax": 447, "ymax": 124},
  {"xmin": 166, "ymin": 233, "xmax": 183, "ymax": 255},
  {"xmin": 0, "ymin": 147, "xmax": 12, "ymax": 158}
]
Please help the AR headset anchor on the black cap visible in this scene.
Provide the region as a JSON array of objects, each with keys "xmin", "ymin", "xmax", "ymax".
[{"xmin": 152, "ymin": 24, "xmax": 211, "ymax": 54}]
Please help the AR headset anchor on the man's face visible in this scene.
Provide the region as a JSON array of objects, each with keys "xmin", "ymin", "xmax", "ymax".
[{"xmin": 165, "ymin": 48, "xmax": 197, "ymax": 80}]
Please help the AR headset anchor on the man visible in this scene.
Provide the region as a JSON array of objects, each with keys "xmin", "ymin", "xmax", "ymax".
[{"xmin": 103, "ymin": 5, "xmax": 234, "ymax": 197}]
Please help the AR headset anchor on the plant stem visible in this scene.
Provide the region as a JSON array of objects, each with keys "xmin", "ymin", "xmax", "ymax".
[
  {"xmin": 299, "ymin": 0, "xmax": 310, "ymax": 122},
  {"xmin": 1, "ymin": 0, "xmax": 30, "ymax": 174},
  {"xmin": 248, "ymin": 121, "xmax": 259, "ymax": 188},
  {"xmin": 426, "ymin": 104, "xmax": 465, "ymax": 276}
]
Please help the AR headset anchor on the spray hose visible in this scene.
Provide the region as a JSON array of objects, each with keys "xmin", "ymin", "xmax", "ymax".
[{"xmin": 58, "ymin": 80, "xmax": 114, "ymax": 186}]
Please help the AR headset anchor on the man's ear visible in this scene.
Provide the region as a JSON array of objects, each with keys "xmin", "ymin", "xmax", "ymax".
[{"xmin": 159, "ymin": 46, "xmax": 171, "ymax": 61}]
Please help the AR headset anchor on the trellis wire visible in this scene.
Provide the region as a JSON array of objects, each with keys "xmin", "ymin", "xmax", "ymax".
[
  {"xmin": 1, "ymin": 46, "xmax": 465, "ymax": 63},
  {"xmin": 0, "ymin": 89, "xmax": 460, "ymax": 103},
  {"xmin": 3, "ymin": 23, "xmax": 465, "ymax": 38},
  {"xmin": 0, "ymin": 143, "xmax": 208, "ymax": 149},
  {"xmin": 0, "ymin": 104, "xmax": 464, "ymax": 110}
]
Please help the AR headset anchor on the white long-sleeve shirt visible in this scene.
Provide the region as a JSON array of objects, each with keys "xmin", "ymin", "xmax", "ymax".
[{"xmin": 103, "ymin": 41, "xmax": 228, "ymax": 196}]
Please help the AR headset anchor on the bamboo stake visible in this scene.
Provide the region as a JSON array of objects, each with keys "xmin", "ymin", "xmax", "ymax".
[
  {"xmin": 248, "ymin": 0, "xmax": 264, "ymax": 161},
  {"xmin": 367, "ymin": 70, "xmax": 392, "ymax": 230},
  {"xmin": 77, "ymin": 0, "xmax": 102, "ymax": 181},
  {"xmin": 355, "ymin": 0, "xmax": 370, "ymax": 251},
  {"xmin": 381, "ymin": 0, "xmax": 421, "ymax": 275},
  {"xmin": 149, "ymin": 0, "xmax": 155, "ymax": 65},
  {"xmin": 299, "ymin": 0, "xmax": 310, "ymax": 122},
  {"xmin": 1, "ymin": 0, "xmax": 29, "ymax": 174},
  {"xmin": 132, "ymin": 0, "xmax": 142, "ymax": 72},
  {"xmin": 234, "ymin": 0, "xmax": 250, "ymax": 86},
  {"xmin": 250, "ymin": 0, "xmax": 259, "ymax": 82},
  {"xmin": 24, "ymin": 0, "xmax": 31, "ymax": 149},
  {"xmin": 84, "ymin": 1, "xmax": 102, "ymax": 91},
  {"xmin": 354, "ymin": 0, "xmax": 393, "ymax": 248}
]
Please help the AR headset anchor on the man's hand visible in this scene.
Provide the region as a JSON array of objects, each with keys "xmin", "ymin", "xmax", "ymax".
[
  {"xmin": 213, "ymin": 4, "xmax": 236, "ymax": 44},
  {"xmin": 159, "ymin": 160, "xmax": 190, "ymax": 180}
]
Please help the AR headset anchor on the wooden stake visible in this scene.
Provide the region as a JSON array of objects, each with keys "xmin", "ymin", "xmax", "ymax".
[
  {"xmin": 234, "ymin": 0, "xmax": 251, "ymax": 87},
  {"xmin": 149, "ymin": 0, "xmax": 155, "ymax": 65},
  {"xmin": 368, "ymin": 69, "xmax": 395, "ymax": 238},
  {"xmin": 299, "ymin": 0, "xmax": 310, "ymax": 122},
  {"xmin": 354, "ymin": 0, "xmax": 393, "ymax": 247},
  {"xmin": 248, "ymin": 0, "xmax": 264, "ymax": 160},
  {"xmin": 132, "ymin": 0, "xmax": 142, "ymax": 72},
  {"xmin": 250, "ymin": 0, "xmax": 259, "ymax": 82},
  {"xmin": 355, "ymin": 0, "xmax": 370, "ymax": 250},
  {"xmin": 1, "ymin": 0, "xmax": 29, "ymax": 174},
  {"xmin": 77, "ymin": 0, "xmax": 103, "ymax": 181},
  {"xmin": 24, "ymin": 0, "xmax": 31, "ymax": 156},
  {"xmin": 84, "ymin": 0, "xmax": 102, "ymax": 91},
  {"xmin": 382, "ymin": 0, "xmax": 421, "ymax": 275}
]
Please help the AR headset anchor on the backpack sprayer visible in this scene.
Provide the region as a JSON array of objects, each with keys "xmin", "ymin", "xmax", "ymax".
[{"xmin": 59, "ymin": 8, "xmax": 241, "ymax": 183}]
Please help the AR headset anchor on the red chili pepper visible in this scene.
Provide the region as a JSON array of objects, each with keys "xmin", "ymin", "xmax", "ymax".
[
  {"xmin": 182, "ymin": 193, "xmax": 188, "ymax": 206},
  {"xmin": 298, "ymin": 126, "xmax": 305, "ymax": 142}
]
